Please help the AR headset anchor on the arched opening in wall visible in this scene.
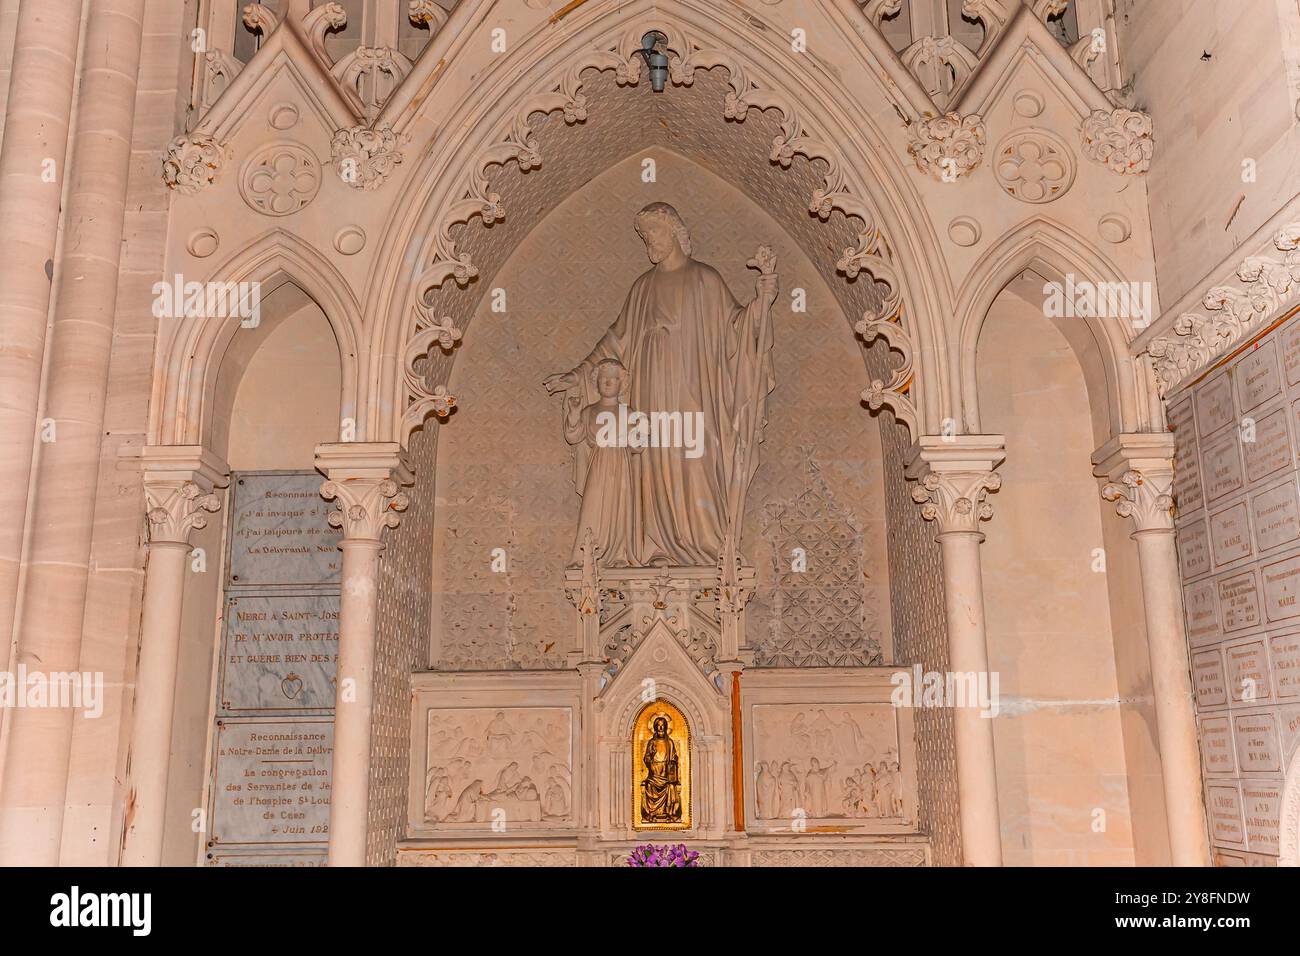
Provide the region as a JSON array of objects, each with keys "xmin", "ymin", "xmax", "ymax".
[
  {"xmin": 165, "ymin": 280, "xmax": 343, "ymax": 865},
  {"xmin": 974, "ymin": 270, "xmax": 1138, "ymax": 866},
  {"xmin": 426, "ymin": 146, "xmax": 894, "ymax": 674}
]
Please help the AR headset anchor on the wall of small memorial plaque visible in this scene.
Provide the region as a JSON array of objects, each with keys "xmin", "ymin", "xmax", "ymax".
[
  {"xmin": 1172, "ymin": 323, "xmax": 1300, "ymax": 866},
  {"xmin": 203, "ymin": 472, "xmax": 340, "ymax": 866}
]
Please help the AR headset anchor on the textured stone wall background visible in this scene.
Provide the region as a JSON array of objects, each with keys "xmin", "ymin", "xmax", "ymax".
[
  {"xmin": 881, "ymin": 415, "xmax": 961, "ymax": 866},
  {"xmin": 368, "ymin": 424, "xmax": 436, "ymax": 865}
]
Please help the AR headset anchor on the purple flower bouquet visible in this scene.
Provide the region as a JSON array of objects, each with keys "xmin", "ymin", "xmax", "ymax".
[{"xmin": 626, "ymin": 843, "xmax": 700, "ymax": 867}]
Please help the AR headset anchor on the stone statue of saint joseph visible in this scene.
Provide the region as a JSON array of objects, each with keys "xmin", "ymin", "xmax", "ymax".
[{"xmin": 545, "ymin": 202, "xmax": 778, "ymax": 568}]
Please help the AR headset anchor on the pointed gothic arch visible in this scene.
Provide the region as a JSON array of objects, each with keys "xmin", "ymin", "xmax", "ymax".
[
  {"xmin": 954, "ymin": 216, "xmax": 1164, "ymax": 440},
  {"xmin": 151, "ymin": 229, "xmax": 363, "ymax": 448},
  {"xmin": 363, "ymin": 0, "xmax": 957, "ymax": 448}
]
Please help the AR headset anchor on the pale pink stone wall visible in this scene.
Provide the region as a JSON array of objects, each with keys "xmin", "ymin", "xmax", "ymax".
[{"xmin": 977, "ymin": 284, "xmax": 1137, "ymax": 865}]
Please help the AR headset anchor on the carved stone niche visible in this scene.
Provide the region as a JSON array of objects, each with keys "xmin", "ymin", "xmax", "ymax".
[
  {"xmin": 595, "ymin": 606, "xmax": 733, "ymax": 846},
  {"xmin": 741, "ymin": 668, "xmax": 919, "ymax": 837}
]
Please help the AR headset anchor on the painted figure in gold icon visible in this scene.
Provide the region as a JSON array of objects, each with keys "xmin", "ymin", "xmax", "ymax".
[{"xmin": 640, "ymin": 716, "xmax": 681, "ymax": 823}]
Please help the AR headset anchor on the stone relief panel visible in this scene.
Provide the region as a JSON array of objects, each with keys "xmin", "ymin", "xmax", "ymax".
[
  {"xmin": 750, "ymin": 703, "xmax": 903, "ymax": 823},
  {"xmin": 238, "ymin": 141, "xmax": 321, "ymax": 216},
  {"xmin": 423, "ymin": 707, "xmax": 574, "ymax": 827},
  {"xmin": 429, "ymin": 146, "xmax": 891, "ymax": 670}
]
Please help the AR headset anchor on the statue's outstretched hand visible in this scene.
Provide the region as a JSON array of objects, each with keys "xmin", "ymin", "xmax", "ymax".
[
  {"xmin": 748, "ymin": 246, "xmax": 778, "ymax": 305},
  {"xmin": 544, "ymin": 370, "xmax": 578, "ymax": 394}
]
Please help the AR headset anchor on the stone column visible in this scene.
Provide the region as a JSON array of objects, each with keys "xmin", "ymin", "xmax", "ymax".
[
  {"xmin": 907, "ymin": 435, "xmax": 1006, "ymax": 866},
  {"xmin": 1095, "ymin": 433, "xmax": 1211, "ymax": 866},
  {"xmin": 0, "ymin": 0, "xmax": 83, "ymax": 689},
  {"xmin": 315, "ymin": 442, "xmax": 412, "ymax": 867},
  {"xmin": 120, "ymin": 447, "xmax": 228, "ymax": 866},
  {"xmin": 0, "ymin": 0, "xmax": 147, "ymax": 866}
]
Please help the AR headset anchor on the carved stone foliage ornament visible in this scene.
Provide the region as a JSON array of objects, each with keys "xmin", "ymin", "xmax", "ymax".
[
  {"xmin": 402, "ymin": 301, "xmax": 460, "ymax": 436},
  {"xmin": 906, "ymin": 112, "xmax": 986, "ymax": 181},
  {"xmin": 145, "ymin": 480, "xmax": 222, "ymax": 544},
  {"xmin": 1147, "ymin": 223, "xmax": 1300, "ymax": 394},
  {"xmin": 162, "ymin": 135, "xmax": 224, "ymax": 194},
  {"xmin": 1101, "ymin": 469, "xmax": 1174, "ymax": 533},
  {"xmin": 911, "ymin": 471, "xmax": 1001, "ymax": 534},
  {"xmin": 239, "ymin": 142, "xmax": 321, "ymax": 216},
  {"xmin": 1080, "ymin": 108, "xmax": 1155, "ymax": 175},
  {"xmin": 319, "ymin": 478, "xmax": 409, "ymax": 540},
  {"xmin": 992, "ymin": 129, "xmax": 1075, "ymax": 203},
  {"xmin": 332, "ymin": 123, "xmax": 404, "ymax": 190}
]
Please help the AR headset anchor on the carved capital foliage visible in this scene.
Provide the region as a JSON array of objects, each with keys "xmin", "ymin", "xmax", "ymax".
[
  {"xmin": 162, "ymin": 134, "xmax": 224, "ymax": 194},
  {"xmin": 332, "ymin": 123, "xmax": 404, "ymax": 190},
  {"xmin": 906, "ymin": 112, "xmax": 986, "ymax": 181},
  {"xmin": 1147, "ymin": 223, "xmax": 1300, "ymax": 394},
  {"xmin": 1101, "ymin": 469, "xmax": 1174, "ymax": 533},
  {"xmin": 1080, "ymin": 108, "xmax": 1154, "ymax": 175},
  {"xmin": 319, "ymin": 477, "xmax": 409, "ymax": 540},
  {"xmin": 911, "ymin": 470, "xmax": 1001, "ymax": 534},
  {"xmin": 145, "ymin": 481, "xmax": 222, "ymax": 545}
]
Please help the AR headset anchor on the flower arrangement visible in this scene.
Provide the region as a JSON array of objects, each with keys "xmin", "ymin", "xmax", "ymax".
[{"xmin": 626, "ymin": 843, "xmax": 700, "ymax": 867}]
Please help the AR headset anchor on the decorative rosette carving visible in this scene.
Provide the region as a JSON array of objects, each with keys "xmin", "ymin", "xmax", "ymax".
[
  {"xmin": 162, "ymin": 135, "xmax": 224, "ymax": 194},
  {"xmin": 907, "ymin": 112, "xmax": 986, "ymax": 181},
  {"xmin": 332, "ymin": 123, "xmax": 404, "ymax": 190},
  {"xmin": 1080, "ymin": 108, "xmax": 1154, "ymax": 175}
]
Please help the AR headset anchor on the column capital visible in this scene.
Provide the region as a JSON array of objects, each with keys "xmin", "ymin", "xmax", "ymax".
[
  {"xmin": 133, "ymin": 445, "xmax": 230, "ymax": 545},
  {"xmin": 905, "ymin": 435, "xmax": 1005, "ymax": 534},
  {"xmin": 1093, "ymin": 433, "xmax": 1176, "ymax": 532},
  {"xmin": 315, "ymin": 442, "xmax": 414, "ymax": 540}
]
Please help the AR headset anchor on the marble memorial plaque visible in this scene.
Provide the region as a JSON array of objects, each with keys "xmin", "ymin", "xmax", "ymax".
[
  {"xmin": 1232, "ymin": 713, "xmax": 1281, "ymax": 772},
  {"xmin": 1178, "ymin": 520, "xmax": 1211, "ymax": 579},
  {"xmin": 1196, "ymin": 372, "xmax": 1236, "ymax": 438},
  {"xmin": 228, "ymin": 473, "xmax": 342, "ymax": 587},
  {"xmin": 1261, "ymin": 552, "xmax": 1300, "ymax": 623},
  {"xmin": 1217, "ymin": 571, "xmax": 1261, "ymax": 633},
  {"xmin": 219, "ymin": 593, "xmax": 339, "ymax": 713},
  {"xmin": 1250, "ymin": 481, "xmax": 1300, "ymax": 552},
  {"xmin": 1280, "ymin": 704, "xmax": 1300, "ymax": 762},
  {"xmin": 1200, "ymin": 431, "xmax": 1244, "ymax": 503},
  {"xmin": 1209, "ymin": 502, "xmax": 1253, "ymax": 566},
  {"xmin": 210, "ymin": 718, "xmax": 333, "ymax": 845},
  {"xmin": 208, "ymin": 851, "xmax": 327, "ymax": 867},
  {"xmin": 1193, "ymin": 649, "xmax": 1228, "ymax": 708},
  {"xmin": 1199, "ymin": 717, "xmax": 1235, "ymax": 774},
  {"xmin": 1270, "ymin": 631, "xmax": 1300, "ymax": 699},
  {"xmin": 1170, "ymin": 399, "xmax": 1205, "ymax": 515},
  {"xmin": 1283, "ymin": 321, "xmax": 1300, "ymax": 386},
  {"xmin": 1226, "ymin": 640, "xmax": 1271, "ymax": 702},
  {"xmin": 1235, "ymin": 341, "xmax": 1282, "ymax": 412},
  {"xmin": 1242, "ymin": 782, "xmax": 1282, "ymax": 855},
  {"xmin": 1208, "ymin": 784, "xmax": 1246, "ymax": 845},
  {"xmin": 1242, "ymin": 407, "xmax": 1292, "ymax": 483},
  {"xmin": 1183, "ymin": 579, "xmax": 1221, "ymax": 646}
]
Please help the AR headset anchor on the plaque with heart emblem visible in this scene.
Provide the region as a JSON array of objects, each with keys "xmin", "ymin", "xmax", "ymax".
[{"xmin": 219, "ymin": 593, "xmax": 339, "ymax": 713}]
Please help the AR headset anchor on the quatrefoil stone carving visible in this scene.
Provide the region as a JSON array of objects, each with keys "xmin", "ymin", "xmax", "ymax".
[
  {"xmin": 239, "ymin": 141, "xmax": 321, "ymax": 216},
  {"xmin": 993, "ymin": 129, "xmax": 1075, "ymax": 204}
]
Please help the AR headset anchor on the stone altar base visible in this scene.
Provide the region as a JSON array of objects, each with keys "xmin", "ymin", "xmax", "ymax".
[{"xmin": 401, "ymin": 566, "xmax": 924, "ymax": 865}]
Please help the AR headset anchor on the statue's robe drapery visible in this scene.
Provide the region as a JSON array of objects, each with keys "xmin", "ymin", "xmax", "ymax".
[
  {"xmin": 641, "ymin": 735, "xmax": 681, "ymax": 822},
  {"xmin": 567, "ymin": 258, "xmax": 774, "ymax": 566}
]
